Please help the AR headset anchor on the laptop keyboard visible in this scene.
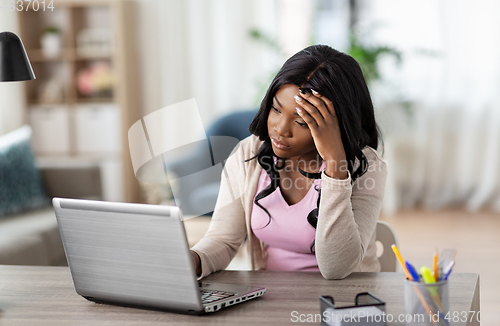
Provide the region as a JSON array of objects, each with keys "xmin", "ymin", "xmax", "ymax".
[{"xmin": 200, "ymin": 289, "xmax": 236, "ymax": 304}]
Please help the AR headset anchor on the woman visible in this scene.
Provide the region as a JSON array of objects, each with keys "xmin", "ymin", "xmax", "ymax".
[{"xmin": 191, "ymin": 44, "xmax": 387, "ymax": 280}]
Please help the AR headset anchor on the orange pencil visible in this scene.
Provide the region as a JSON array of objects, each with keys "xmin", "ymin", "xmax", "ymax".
[
  {"xmin": 391, "ymin": 244, "xmax": 412, "ymax": 279},
  {"xmin": 433, "ymin": 249, "xmax": 439, "ymax": 280}
]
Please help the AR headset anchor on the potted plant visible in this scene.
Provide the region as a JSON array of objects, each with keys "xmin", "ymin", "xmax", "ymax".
[
  {"xmin": 347, "ymin": 31, "xmax": 401, "ymax": 86},
  {"xmin": 40, "ymin": 26, "xmax": 62, "ymax": 58}
]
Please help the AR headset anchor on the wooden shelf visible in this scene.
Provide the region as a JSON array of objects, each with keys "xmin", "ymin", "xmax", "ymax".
[
  {"xmin": 27, "ymin": 49, "xmax": 74, "ymax": 62},
  {"xmin": 74, "ymin": 52, "xmax": 113, "ymax": 60},
  {"xmin": 28, "ymin": 49, "xmax": 112, "ymax": 62},
  {"xmin": 19, "ymin": 0, "xmax": 142, "ymax": 203},
  {"xmin": 28, "ymin": 99, "xmax": 67, "ymax": 105},
  {"xmin": 36, "ymin": 153, "xmax": 121, "ymax": 167},
  {"xmin": 73, "ymin": 97, "xmax": 114, "ymax": 104},
  {"xmin": 28, "ymin": 98, "xmax": 114, "ymax": 105}
]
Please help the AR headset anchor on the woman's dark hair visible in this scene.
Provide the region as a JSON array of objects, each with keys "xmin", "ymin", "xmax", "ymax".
[{"xmin": 248, "ymin": 44, "xmax": 381, "ymax": 252}]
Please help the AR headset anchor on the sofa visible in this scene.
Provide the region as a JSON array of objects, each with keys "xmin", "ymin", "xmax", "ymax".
[
  {"xmin": 0, "ymin": 207, "xmax": 66, "ymax": 265},
  {"xmin": 0, "ymin": 126, "xmax": 100, "ymax": 266},
  {"xmin": 0, "ymin": 166, "xmax": 100, "ymax": 265}
]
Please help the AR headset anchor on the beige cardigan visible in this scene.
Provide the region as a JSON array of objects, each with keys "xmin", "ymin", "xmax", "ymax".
[{"xmin": 191, "ymin": 135, "xmax": 387, "ymax": 280}]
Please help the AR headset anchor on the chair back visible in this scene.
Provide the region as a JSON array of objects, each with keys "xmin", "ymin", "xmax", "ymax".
[
  {"xmin": 375, "ymin": 221, "xmax": 399, "ymax": 272},
  {"xmin": 164, "ymin": 110, "xmax": 257, "ymax": 216},
  {"xmin": 206, "ymin": 110, "xmax": 257, "ymax": 140}
]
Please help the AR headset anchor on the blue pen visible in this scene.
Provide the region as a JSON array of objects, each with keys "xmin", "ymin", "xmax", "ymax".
[
  {"xmin": 405, "ymin": 261, "xmax": 420, "ymax": 282},
  {"xmin": 444, "ymin": 261, "xmax": 455, "ymax": 280}
]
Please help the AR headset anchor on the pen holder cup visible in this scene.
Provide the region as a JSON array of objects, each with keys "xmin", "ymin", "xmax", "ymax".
[{"xmin": 404, "ymin": 280, "xmax": 449, "ymax": 326}]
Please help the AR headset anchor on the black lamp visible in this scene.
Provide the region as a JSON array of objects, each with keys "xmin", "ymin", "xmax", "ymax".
[{"xmin": 0, "ymin": 31, "xmax": 36, "ymax": 82}]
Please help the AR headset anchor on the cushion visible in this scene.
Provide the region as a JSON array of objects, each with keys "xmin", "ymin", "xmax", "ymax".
[{"xmin": 0, "ymin": 126, "xmax": 48, "ymax": 217}]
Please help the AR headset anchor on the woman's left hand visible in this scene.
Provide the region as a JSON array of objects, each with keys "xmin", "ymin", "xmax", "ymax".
[{"xmin": 295, "ymin": 88, "xmax": 348, "ymax": 179}]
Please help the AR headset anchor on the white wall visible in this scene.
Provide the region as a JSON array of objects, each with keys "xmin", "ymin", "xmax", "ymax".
[
  {"xmin": 134, "ymin": 0, "xmax": 163, "ymax": 117},
  {"xmin": 135, "ymin": 0, "xmax": 314, "ymax": 156},
  {"xmin": 0, "ymin": 10, "xmax": 27, "ymax": 134}
]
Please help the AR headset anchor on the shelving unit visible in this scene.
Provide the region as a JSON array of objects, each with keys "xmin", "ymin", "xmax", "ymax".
[{"xmin": 18, "ymin": 0, "xmax": 141, "ymax": 203}]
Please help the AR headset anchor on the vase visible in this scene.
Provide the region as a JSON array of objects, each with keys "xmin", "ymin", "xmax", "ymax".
[{"xmin": 41, "ymin": 33, "xmax": 62, "ymax": 58}]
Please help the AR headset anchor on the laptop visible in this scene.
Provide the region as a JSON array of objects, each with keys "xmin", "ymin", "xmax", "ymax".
[{"xmin": 53, "ymin": 197, "xmax": 266, "ymax": 314}]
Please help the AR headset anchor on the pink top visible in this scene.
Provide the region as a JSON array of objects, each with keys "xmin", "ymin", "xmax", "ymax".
[{"xmin": 251, "ymin": 167, "xmax": 323, "ymax": 271}]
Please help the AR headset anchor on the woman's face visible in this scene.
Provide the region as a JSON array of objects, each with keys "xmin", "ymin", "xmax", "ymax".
[{"xmin": 267, "ymin": 84, "xmax": 317, "ymax": 160}]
